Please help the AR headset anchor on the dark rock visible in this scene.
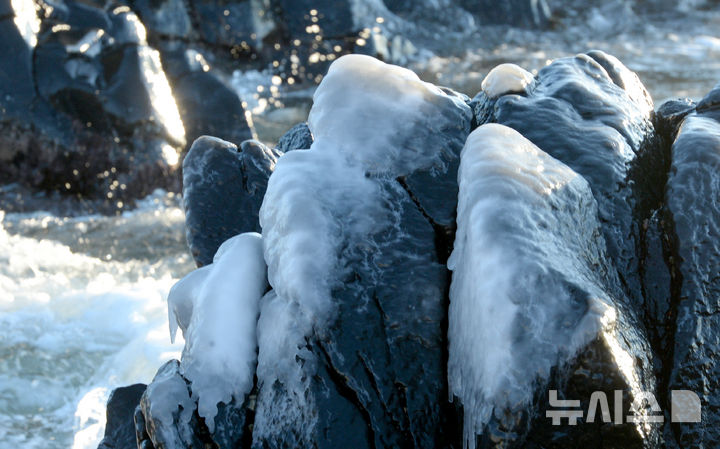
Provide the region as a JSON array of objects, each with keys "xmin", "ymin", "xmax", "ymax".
[
  {"xmin": 1, "ymin": 1, "xmax": 188, "ymax": 210},
  {"xmin": 0, "ymin": 0, "xmax": 13, "ymax": 18},
  {"xmin": 695, "ymin": 82, "xmax": 720, "ymax": 115},
  {"xmin": 129, "ymin": 0, "xmax": 193, "ymax": 40},
  {"xmin": 98, "ymin": 384, "xmax": 147, "ymax": 449},
  {"xmin": 310, "ymin": 181, "xmax": 452, "ymax": 448},
  {"xmin": 0, "ymin": 18, "xmax": 36, "ymax": 122},
  {"xmin": 655, "ymin": 98, "xmax": 696, "ymax": 143},
  {"xmin": 272, "ymin": 0, "xmax": 356, "ymax": 41},
  {"xmin": 275, "ymin": 122, "xmax": 313, "ymax": 152},
  {"xmin": 661, "ymin": 100, "xmax": 720, "ymax": 448},
  {"xmin": 192, "ymin": 0, "xmax": 259, "ymax": 49},
  {"xmin": 182, "ymin": 136, "xmax": 279, "ymax": 267},
  {"xmin": 252, "ymin": 61, "xmax": 472, "ymax": 448}
]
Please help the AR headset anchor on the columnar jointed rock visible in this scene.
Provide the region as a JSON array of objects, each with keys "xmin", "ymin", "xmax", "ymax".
[
  {"xmin": 661, "ymin": 84, "xmax": 720, "ymax": 448},
  {"xmin": 103, "ymin": 53, "xmax": 720, "ymax": 449}
]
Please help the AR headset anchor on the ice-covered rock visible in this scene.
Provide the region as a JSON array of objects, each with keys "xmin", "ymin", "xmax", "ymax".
[
  {"xmin": 255, "ymin": 53, "xmax": 471, "ymax": 447},
  {"xmin": 477, "ymin": 51, "xmax": 658, "ymax": 308},
  {"xmin": 169, "ymin": 232, "xmax": 266, "ymax": 430},
  {"xmin": 449, "ymin": 124, "xmax": 658, "ymax": 448},
  {"xmin": 138, "ymin": 232, "xmax": 268, "ymax": 448},
  {"xmin": 138, "ymin": 360, "xmax": 205, "ymax": 449}
]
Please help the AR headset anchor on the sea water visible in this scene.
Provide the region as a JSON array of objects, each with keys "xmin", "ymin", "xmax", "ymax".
[{"xmin": 0, "ymin": 191, "xmax": 192, "ymax": 449}]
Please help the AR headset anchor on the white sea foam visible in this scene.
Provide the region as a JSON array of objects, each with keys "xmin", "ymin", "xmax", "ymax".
[{"xmin": 0, "ymin": 192, "xmax": 190, "ymax": 449}]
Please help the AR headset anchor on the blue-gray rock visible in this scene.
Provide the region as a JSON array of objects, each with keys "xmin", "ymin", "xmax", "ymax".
[
  {"xmin": 661, "ymin": 85, "xmax": 720, "ymax": 448},
  {"xmin": 182, "ymin": 136, "xmax": 280, "ymax": 267}
]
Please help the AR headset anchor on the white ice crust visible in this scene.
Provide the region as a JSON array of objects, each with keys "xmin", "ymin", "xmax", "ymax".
[
  {"xmin": 448, "ymin": 124, "xmax": 614, "ymax": 448},
  {"xmin": 481, "ymin": 63, "xmax": 534, "ymax": 99},
  {"xmin": 167, "ymin": 232, "xmax": 267, "ymax": 432}
]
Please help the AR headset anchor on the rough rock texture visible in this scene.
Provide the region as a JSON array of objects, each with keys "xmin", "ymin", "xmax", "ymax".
[
  {"xmin": 0, "ymin": 0, "xmax": 190, "ymax": 212},
  {"xmin": 0, "ymin": 0, "xmax": 571, "ymax": 214},
  {"xmin": 98, "ymin": 384, "xmax": 147, "ymax": 449},
  {"xmin": 660, "ymin": 84, "xmax": 720, "ymax": 448},
  {"xmin": 136, "ymin": 359, "xmax": 254, "ymax": 449},
  {"xmin": 464, "ymin": 51, "xmax": 670, "ymax": 447},
  {"xmin": 250, "ymin": 55, "xmax": 472, "ymax": 449},
  {"xmin": 182, "ymin": 136, "xmax": 280, "ymax": 267},
  {"xmin": 275, "ymin": 122, "xmax": 313, "ymax": 152}
]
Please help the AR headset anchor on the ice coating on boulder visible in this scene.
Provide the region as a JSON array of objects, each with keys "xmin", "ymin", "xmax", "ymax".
[
  {"xmin": 167, "ymin": 264, "xmax": 210, "ymax": 343},
  {"xmin": 166, "ymin": 232, "xmax": 267, "ymax": 432},
  {"xmin": 448, "ymin": 124, "xmax": 621, "ymax": 447},
  {"xmin": 255, "ymin": 54, "xmax": 469, "ymax": 444},
  {"xmin": 480, "ymin": 63, "xmax": 534, "ymax": 98}
]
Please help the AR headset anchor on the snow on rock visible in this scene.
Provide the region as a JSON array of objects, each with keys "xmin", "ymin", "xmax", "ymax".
[
  {"xmin": 166, "ymin": 232, "xmax": 267, "ymax": 432},
  {"xmin": 448, "ymin": 124, "xmax": 644, "ymax": 447},
  {"xmin": 480, "ymin": 63, "xmax": 534, "ymax": 98},
  {"xmin": 255, "ymin": 53, "xmax": 469, "ymax": 445}
]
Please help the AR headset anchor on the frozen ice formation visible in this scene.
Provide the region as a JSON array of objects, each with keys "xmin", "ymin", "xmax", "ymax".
[
  {"xmin": 448, "ymin": 124, "xmax": 624, "ymax": 447},
  {"xmin": 480, "ymin": 63, "xmax": 534, "ymax": 98},
  {"xmin": 167, "ymin": 232, "xmax": 267, "ymax": 432}
]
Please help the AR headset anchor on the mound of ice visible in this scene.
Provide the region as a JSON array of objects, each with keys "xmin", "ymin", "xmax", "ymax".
[
  {"xmin": 255, "ymin": 53, "xmax": 469, "ymax": 443},
  {"xmin": 480, "ymin": 63, "xmax": 534, "ymax": 98},
  {"xmin": 448, "ymin": 124, "xmax": 620, "ymax": 447},
  {"xmin": 167, "ymin": 232, "xmax": 267, "ymax": 431}
]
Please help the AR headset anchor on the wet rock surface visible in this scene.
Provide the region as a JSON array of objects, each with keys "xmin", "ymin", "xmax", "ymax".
[
  {"xmin": 660, "ymin": 84, "xmax": 720, "ymax": 448},
  {"xmin": 478, "ymin": 51, "xmax": 658, "ymax": 305}
]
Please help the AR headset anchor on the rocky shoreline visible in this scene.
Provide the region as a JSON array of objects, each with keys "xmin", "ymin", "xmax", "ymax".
[{"xmin": 97, "ymin": 51, "xmax": 719, "ymax": 448}]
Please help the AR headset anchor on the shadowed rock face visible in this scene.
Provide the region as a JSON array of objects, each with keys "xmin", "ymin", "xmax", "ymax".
[{"xmin": 0, "ymin": 0, "xmax": 191, "ymax": 213}]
